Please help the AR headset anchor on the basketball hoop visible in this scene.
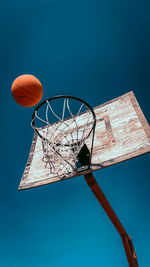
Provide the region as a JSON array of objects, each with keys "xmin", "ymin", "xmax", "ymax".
[
  {"xmin": 20, "ymin": 92, "xmax": 147, "ymax": 266},
  {"xmin": 31, "ymin": 95, "xmax": 96, "ymax": 179}
]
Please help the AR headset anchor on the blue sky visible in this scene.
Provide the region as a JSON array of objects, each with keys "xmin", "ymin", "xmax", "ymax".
[{"xmin": 1, "ymin": 0, "xmax": 150, "ymax": 266}]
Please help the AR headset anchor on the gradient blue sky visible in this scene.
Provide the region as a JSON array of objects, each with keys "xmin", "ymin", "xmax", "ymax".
[{"xmin": 1, "ymin": 0, "xmax": 150, "ymax": 266}]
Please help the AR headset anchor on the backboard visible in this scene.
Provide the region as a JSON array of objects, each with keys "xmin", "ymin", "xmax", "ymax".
[{"xmin": 18, "ymin": 91, "xmax": 150, "ymax": 190}]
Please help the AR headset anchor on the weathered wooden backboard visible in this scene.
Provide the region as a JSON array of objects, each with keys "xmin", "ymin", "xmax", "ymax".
[{"xmin": 19, "ymin": 91, "xmax": 150, "ymax": 190}]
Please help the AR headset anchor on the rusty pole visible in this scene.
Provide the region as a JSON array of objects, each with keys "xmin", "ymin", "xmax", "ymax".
[{"xmin": 84, "ymin": 172, "xmax": 138, "ymax": 267}]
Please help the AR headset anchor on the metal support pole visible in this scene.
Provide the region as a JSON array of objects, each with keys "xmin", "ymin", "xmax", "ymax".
[{"xmin": 84, "ymin": 172, "xmax": 138, "ymax": 267}]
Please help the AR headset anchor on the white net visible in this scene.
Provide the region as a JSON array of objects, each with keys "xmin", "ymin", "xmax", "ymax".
[{"xmin": 32, "ymin": 97, "xmax": 95, "ymax": 178}]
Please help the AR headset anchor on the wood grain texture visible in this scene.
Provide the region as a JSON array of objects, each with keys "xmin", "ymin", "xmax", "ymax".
[{"xmin": 19, "ymin": 91, "xmax": 150, "ymax": 190}]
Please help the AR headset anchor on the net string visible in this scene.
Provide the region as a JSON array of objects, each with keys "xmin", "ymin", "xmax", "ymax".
[{"xmin": 42, "ymin": 140, "xmax": 74, "ymax": 178}]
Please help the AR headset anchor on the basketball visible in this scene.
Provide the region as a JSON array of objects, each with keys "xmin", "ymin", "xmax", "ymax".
[{"xmin": 11, "ymin": 74, "xmax": 43, "ymax": 107}]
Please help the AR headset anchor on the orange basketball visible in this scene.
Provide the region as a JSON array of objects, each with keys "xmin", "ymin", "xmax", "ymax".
[{"xmin": 11, "ymin": 74, "xmax": 43, "ymax": 107}]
